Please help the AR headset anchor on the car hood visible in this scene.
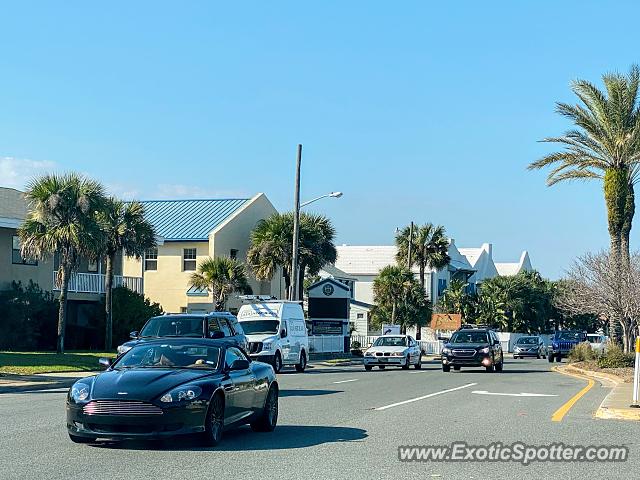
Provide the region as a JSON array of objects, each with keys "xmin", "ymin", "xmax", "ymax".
[
  {"xmin": 446, "ymin": 343, "xmax": 488, "ymax": 349},
  {"xmin": 245, "ymin": 334, "xmax": 278, "ymax": 343},
  {"xmin": 90, "ymin": 368, "xmax": 216, "ymax": 401},
  {"xmin": 367, "ymin": 346, "xmax": 407, "ymax": 353}
]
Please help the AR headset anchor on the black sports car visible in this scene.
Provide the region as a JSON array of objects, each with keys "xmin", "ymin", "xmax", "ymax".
[{"xmin": 66, "ymin": 339, "xmax": 278, "ymax": 446}]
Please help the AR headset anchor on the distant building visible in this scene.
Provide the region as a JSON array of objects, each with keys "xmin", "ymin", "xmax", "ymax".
[{"xmin": 123, "ymin": 193, "xmax": 284, "ymax": 313}]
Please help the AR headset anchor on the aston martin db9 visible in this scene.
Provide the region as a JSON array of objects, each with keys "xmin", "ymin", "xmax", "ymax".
[{"xmin": 66, "ymin": 339, "xmax": 278, "ymax": 446}]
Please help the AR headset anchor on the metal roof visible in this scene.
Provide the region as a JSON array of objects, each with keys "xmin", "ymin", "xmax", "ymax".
[{"xmin": 140, "ymin": 198, "xmax": 250, "ymax": 241}]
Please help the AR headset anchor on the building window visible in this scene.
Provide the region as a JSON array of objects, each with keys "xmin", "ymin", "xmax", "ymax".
[
  {"xmin": 145, "ymin": 248, "xmax": 158, "ymax": 271},
  {"xmin": 183, "ymin": 248, "xmax": 197, "ymax": 271},
  {"xmin": 437, "ymin": 278, "xmax": 448, "ymax": 297},
  {"xmin": 11, "ymin": 236, "xmax": 37, "ymax": 266},
  {"xmin": 357, "ymin": 313, "xmax": 364, "ymax": 319},
  {"xmin": 180, "ymin": 307, "xmax": 187, "ymax": 313},
  {"xmin": 229, "ymin": 249, "xmax": 238, "ymax": 260}
]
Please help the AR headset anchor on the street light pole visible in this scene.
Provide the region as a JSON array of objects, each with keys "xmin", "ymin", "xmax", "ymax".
[
  {"xmin": 407, "ymin": 221, "xmax": 414, "ymax": 269},
  {"xmin": 290, "ymin": 144, "xmax": 302, "ymax": 301}
]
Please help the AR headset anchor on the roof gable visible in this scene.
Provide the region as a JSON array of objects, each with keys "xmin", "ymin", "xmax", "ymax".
[{"xmin": 140, "ymin": 198, "xmax": 250, "ymax": 241}]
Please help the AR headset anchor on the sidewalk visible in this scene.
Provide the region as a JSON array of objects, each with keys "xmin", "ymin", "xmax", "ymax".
[
  {"xmin": 554, "ymin": 364, "xmax": 640, "ymax": 421},
  {"xmin": 0, "ymin": 371, "xmax": 96, "ymax": 394}
]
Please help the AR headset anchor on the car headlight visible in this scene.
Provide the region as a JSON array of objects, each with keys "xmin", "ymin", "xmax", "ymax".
[
  {"xmin": 261, "ymin": 342, "xmax": 273, "ymax": 351},
  {"xmin": 70, "ymin": 383, "xmax": 91, "ymax": 403},
  {"xmin": 365, "ymin": 350, "xmax": 375, "ymax": 356},
  {"xmin": 514, "ymin": 347, "xmax": 521, "ymax": 352},
  {"xmin": 442, "ymin": 347, "xmax": 451, "ymax": 355},
  {"xmin": 479, "ymin": 347, "xmax": 490, "ymax": 354},
  {"xmin": 391, "ymin": 351, "xmax": 405, "ymax": 357},
  {"xmin": 159, "ymin": 385, "xmax": 202, "ymax": 403},
  {"xmin": 117, "ymin": 345, "xmax": 132, "ymax": 355}
]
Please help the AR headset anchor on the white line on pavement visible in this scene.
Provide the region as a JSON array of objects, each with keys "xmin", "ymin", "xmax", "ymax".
[
  {"xmin": 472, "ymin": 390, "xmax": 558, "ymax": 397},
  {"xmin": 374, "ymin": 383, "xmax": 478, "ymax": 411},
  {"xmin": 333, "ymin": 379, "xmax": 359, "ymax": 384}
]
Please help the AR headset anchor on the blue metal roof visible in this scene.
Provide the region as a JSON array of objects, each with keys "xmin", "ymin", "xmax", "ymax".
[{"xmin": 140, "ymin": 198, "xmax": 250, "ymax": 241}]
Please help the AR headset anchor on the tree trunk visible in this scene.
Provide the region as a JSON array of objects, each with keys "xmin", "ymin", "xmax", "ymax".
[
  {"xmin": 283, "ymin": 267, "xmax": 291, "ymax": 300},
  {"xmin": 417, "ymin": 265, "xmax": 425, "ymax": 340},
  {"xmin": 104, "ymin": 255, "xmax": 114, "ymax": 350},
  {"xmin": 57, "ymin": 265, "xmax": 71, "ymax": 354},
  {"xmin": 604, "ymin": 168, "xmax": 629, "ymax": 346},
  {"xmin": 391, "ymin": 301, "xmax": 396, "ymax": 324},
  {"xmin": 621, "ymin": 183, "xmax": 635, "ymax": 268}
]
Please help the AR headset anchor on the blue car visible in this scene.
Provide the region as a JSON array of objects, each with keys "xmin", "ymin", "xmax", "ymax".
[{"xmin": 547, "ymin": 330, "xmax": 587, "ymax": 362}]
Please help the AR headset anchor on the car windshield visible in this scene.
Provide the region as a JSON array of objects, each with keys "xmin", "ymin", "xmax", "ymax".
[
  {"xmin": 557, "ymin": 332, "xmax": 582, "ymax": 341},
  {"xmin": 450, "ymin": 331, "xmax": 489, "ymax": 344},
  {"xmin": 517, "ymin": 337, "xmax": 538, "ymax": 345},
  {"xmin": 114, "ymin": 344, "xmax": 220, "ymax": 370},
  {"xmin": 239, "ymin": 320, "xmax": 280, "ymax": 335},
  {"xmin": 139, "ymin": 316, "xmax": 204, "ymax": 337},
  {"xmin": 373, "ymin": 336, "xmax": 407, "ymax": 347}
]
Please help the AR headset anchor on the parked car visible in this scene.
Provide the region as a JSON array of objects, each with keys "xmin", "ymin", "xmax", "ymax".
[
  {"xmin": 237, "ymin": 301, "xmax": 308, "ymax": 373},
  {"xmin": 586, "ymin": 333, "xmax": 608, "ymax": 353},
  {"xmin": 441, "ymin": 326, "xmax": 504, "ymax": 372},
  {"xmin": 363, "ymin": 335, "xmax": 422, "ymax": 371},
  {"xmin": 513, "ymin": 336, "xmax": 546, "ymax": 359},
  {"xmin": 67, "ymin": 339, "xmax": 278, "ymax": 445},
  {"xmin": 547, "ymin": 330, "xmax": 587, "ymax": 362},
  {"xmin": 117, "ymin": 312, "xmax": 248, "ymax": 355}
]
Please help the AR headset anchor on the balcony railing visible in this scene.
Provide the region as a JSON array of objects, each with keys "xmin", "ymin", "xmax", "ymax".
[{"xmin": 52, "ymin": 272, "xmax": 143, "ymax": 295}]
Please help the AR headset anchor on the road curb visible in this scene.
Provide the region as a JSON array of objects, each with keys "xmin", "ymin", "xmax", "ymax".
[{"xmin": 552, "ymin": 365, "xmax": 640, "ymax": 422}]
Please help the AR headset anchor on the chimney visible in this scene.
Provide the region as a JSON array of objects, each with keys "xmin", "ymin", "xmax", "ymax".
[{"xmin": 482, "ymin": 243, "xmax": 493, "ymax": 258}]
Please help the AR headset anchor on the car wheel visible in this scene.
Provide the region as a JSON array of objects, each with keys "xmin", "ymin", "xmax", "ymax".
[
  {"xmin": 453, "ymin": 366, "xmax": 461, "ymax": 371},
  {"xmin": 202, "ymin": 392, "xmax": 224, "ymax": 446},
  {"xmin": 402, "ymin": 355, "xmax": 410, "ymax": 370},
  {"xmin": 548, "ymin": 354, "xmax": 554, "ymax": 363},
  {"xmin": 442, "ymin": 364, "xmax": 450, "ymax": 372},
  {"xmin": 272, "ymin": 352, "xmax": 282, "ymax": 373},
  {"xmin": 378, "ymin": 365, "xmax": 385, "ymax": 370},
  {"xmin": 68, "ymin": 433, "xmax": 95, "ymax": 444},
  {"xmin": 557, "ymin": 354, "xmax": 562, "ymax": 363},
  {"xmin": 251, "ymin": 384, "xmax": 279, "ymax": 432},
  {"xmin": 514, "ymin": 356, "xmax": 518, "ymax": 359},
  {"xmin": 495, "ymin": 359, "xmax": 503, "ymax": 372},
  {"xmin": 364, "ymin": 365, "xmax": 372, "ymax": 371},
  {"xmin": 414, "ymin": 355, "xmax": 422, "ymax": 369},
  {"xmin": 485, "ymin": 363, "xmax": 495, "ymax": 372},
  {"xmin": 537, "ymin": 354, "xmax": 540, "ymax": 359},
  {"xmin": 295, "ymin": 350, "xmax": 306, "ymax": 373}
]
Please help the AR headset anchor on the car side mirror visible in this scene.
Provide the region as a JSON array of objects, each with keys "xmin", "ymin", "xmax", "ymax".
[
  {"xmin": 129, "ymin": 331, "xmax": 139, "ymax": 340},
  {"xmin": 210, "ymin": 331, "xmax": 224, "ymax": 339},
  {"xmin": 437, "ymin": 336, "xmax": 449, "ymax": 342},
  {"xmin": 494, "ymin": 340, "xmax": 500, "ymax": 346},
  {"xmin": 229, "ymin": 359, "xmax": 250, "ymax": 371},
  {"xmin": 99, "ymin": 357, "xmax": 112, "ymax": 368},
  {"xmin": 280, "ymin": 329, "xmax": 287, "ymax": 339}
]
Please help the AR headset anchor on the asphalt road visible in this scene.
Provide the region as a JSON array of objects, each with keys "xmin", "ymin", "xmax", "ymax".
[{"xmin": 1, "ymin": 358, "xmax": 639, "ymax": 479}]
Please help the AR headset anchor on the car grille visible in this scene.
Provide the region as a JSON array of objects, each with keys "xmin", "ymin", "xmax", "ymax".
[
  {"xmin": 451, "ymin": 349, "xmax": 476, "ymax": 357},
  {"xmin": 557, "ymin": 341, "xmax": 574, "ymax": 351},
  {"xmin": 248, "ymin": 342, "xmax": 263, "ymax": 354},
  {"xmin": 375, "ymin": 352, "xmax": 392, "ymax": 357},
  {"xmin": 83, "ymin": 401, "xmax": 163, "ymax": 416}
]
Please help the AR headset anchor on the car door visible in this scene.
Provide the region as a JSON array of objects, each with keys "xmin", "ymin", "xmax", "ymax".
[
  {"xmin": 280, "ymin": 320, "xmax": 293, "ymax": 362},
  {"xmin": 222, "ymin": 347, "xmax": 257, "ymax": 424},
  {"xmin": 407, "ymin": 336, "xmax": 417, "ymax": 363}
]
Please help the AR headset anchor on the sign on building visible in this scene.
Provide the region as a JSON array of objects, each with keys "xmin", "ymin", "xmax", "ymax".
[{"xmin": 431, "ymin": 313, "xmax": 462, "ymax": 331}]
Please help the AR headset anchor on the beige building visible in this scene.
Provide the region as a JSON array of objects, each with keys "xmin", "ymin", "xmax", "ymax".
[{"xmin": 123, "ymin": 193, "xmax": 284, "ymax": 313}]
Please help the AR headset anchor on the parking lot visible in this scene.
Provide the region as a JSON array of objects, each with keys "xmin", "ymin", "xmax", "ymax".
[{"xmin": 1, "ymin": 358, "xmax": 639, "ymax": 479}]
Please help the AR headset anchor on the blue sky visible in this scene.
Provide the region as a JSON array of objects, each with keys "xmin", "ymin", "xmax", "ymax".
[{"xmin": 1, "ymin": 0, "xmax": 638, "ymax": 278}]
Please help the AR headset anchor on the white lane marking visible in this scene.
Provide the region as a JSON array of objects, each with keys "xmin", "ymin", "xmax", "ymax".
[
  {"xmin": 472, "ymin": 390, "xmax": 558, "ymax": 397},
  {"xmin": 375, "ymin": 383, "xmax": 477, "ymax": 411},
  {"xmin": 333, "ymin": 379, "xmax": 359, "ymax": 384}
]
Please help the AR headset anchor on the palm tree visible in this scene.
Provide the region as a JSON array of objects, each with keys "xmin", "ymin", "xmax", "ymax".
[
  {"xmin": 528, "ymin": 65, "xmax": 640, "ymax": 269},
  {"xmin": 98, "ymin": 198, "xmax": 156, "ymax": 350},
  {"xmin": 438, "ymin": 279, "xmax": 468, "ymax": 315},
  {"xmin": 247, "ymin": 212, "xmax": 337, "ymax": 300},
  {"xmin": 189, "ymin": 257, "xmax": 253, "ymax": 311},
  {"xmin": 395, "ymin": 223, "xmax": 450, "ymax": 338},
  {"xmin": 19, "ymin": 173, "xmax": 106, "ymax": 353}
]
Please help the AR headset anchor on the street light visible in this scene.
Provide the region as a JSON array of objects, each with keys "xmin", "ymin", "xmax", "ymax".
[{"xmin": 289, "ymin": 145, "xmax": 343, "ymax": 301}]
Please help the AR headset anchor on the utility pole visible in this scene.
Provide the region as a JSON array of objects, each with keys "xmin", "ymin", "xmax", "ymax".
[
  {"xmin": 407, "ymin": 221, "xmax": 414, "ymax": 269},
  {"xmin": 290, "ymin": 144, "xmax": 302, "ymax": 301}
]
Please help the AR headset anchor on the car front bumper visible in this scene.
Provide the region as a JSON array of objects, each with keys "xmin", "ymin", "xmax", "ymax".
[
  {"xmin": 364, "ymin": 356, "xmax": 407, "ymax": 366},
  {"xmin": 441, "ymin": 353, "xmax": 493, "ymax": 367},
  {"xmin": 513, "ymin": 349, "xmax": 540, "ymax": 357},
  {"xmin": 249, "ymin": 353, "xmax": 276, "ymax": 365},
  {"xmin": 66, "ymin": 400, "xmax": 208, "ymax": 440}
]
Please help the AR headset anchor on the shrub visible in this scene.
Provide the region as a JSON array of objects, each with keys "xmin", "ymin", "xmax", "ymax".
[
  {"xmin": 568, "ymin": 341, "xmax": 597, "ymax": 363},
  {"xmin": 597, "ymin": 341, "xmax": 635, "ymax": 368},
  {"xmin": 108, "ymin": 286, "xmax": 163, "ymax": 346}
]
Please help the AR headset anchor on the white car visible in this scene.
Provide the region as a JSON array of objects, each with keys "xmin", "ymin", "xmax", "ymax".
[{"xmin": 363, "ymin": 335, "xmax": 422, "ymax": 371}]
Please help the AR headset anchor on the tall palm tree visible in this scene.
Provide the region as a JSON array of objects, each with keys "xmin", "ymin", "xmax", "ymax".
[
  {"xmin": 189, "ymin": 257, "xmax": 253, "ymax": 311},
  {"xmin": 98, "ymin": 198, "xmax": 156, "ymax": 350},
  {"xmin": 19, "ymin": 173, "xmax": 106, "ymax": 353},
  {"xmin": 438, "ymin": 279, "xmax": 468, "ymax": 315},
  {"xmin": 372, "ymin": 265, "xmax": 414, "ymax": 325},
  {"xmin": 247, "ymin": 212, "xmax": 337, "ymax": 300},
  {"xmin": 528, "ymin": 65, "xmax": 640, "ymax": 269},
  {"xmin": 395, "ymin": 223, "xmax": 450, "ymax": 338}
]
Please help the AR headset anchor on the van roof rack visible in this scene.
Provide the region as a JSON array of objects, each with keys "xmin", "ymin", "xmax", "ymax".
[{"xmin": 237, "ymin": 295, "xmax": 301, "ymax": 304}]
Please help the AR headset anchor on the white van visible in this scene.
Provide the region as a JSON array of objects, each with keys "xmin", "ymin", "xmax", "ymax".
[{"xmin": 237, "ymin": 301, "xmax": 309, "ymax": 373}]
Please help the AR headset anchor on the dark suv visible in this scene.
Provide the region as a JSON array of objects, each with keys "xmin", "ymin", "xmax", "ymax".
[
  {"xmin": 116, "ymin": 312, "xmax": 248, "ymax": 355},
  {"xmin": 547, "ymin": 330, "xmax": 587, "ymax": 363},
  {"xmin": 441, "ymin": 327, "xmax": 504, "ymax": 372}
]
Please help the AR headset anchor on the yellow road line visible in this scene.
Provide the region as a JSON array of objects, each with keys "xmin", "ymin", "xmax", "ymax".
[{"xmin": 551, "ymin": 369, "xmax": 595, "ymax": 422}]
